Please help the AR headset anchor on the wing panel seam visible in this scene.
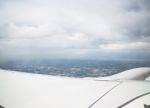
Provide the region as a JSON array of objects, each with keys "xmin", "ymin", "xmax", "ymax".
[{"xmin": 88, "ymin": 81, "xmax": 123, "ymax": 108}]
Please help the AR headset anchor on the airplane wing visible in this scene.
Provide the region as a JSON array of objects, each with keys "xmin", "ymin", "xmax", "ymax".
[{"xmin": 0, "ymin": 67, "xmax": 150, "ymax": 108}]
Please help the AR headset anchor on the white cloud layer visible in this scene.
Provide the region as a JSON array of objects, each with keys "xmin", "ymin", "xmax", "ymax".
[{"xmin": 0, "ymin": 0, "xmax": 150, "ymax": 60}]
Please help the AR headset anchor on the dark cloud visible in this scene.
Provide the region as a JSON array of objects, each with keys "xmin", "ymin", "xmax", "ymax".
[
  {"xmin": 139, "ymin": 0, "xmax": 150, "ymax": 11},
  {"xmin": 123, "ymin": 18, "xmax": 150, "ymax": 40},
  {"xmin": 125, "ymin": 0, "xmax": 141, "ymax": 12},
  {"xmin": 124, "ymin": 0, "xmax": 150, "ymax": 12},
  {"xmin": 120, "ymin": 0, "xmax": 150, "ymax": 42}
]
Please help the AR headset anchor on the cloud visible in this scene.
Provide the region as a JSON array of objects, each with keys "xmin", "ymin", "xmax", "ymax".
[
  {"xmin": 0, "ymin": 0, "xmax": 150, "ymax": 60},
  {"xmin": 99, "ymin": 42, "xmax": 150, "ymax": 52}
]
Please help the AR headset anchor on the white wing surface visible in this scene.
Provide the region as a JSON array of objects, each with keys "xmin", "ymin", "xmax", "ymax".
[{"xmin": 0, "ymin": 68, "xmax": 150, "ymax": 108}]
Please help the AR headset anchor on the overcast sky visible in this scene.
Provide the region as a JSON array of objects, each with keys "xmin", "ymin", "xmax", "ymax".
[{"xmin": 0, "ymin": 0, "xmax": 150, "ymax": 61}]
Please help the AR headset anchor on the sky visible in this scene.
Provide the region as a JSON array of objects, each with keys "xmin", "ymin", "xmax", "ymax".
[{"xmin": 0, "ymin": 0, "xmax": 150, "ymax": 61}]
